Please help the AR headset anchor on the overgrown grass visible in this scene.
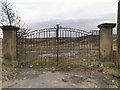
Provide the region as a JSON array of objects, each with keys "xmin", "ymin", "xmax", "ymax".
[
  {"xmin": 19, "ymin": 59, "xmax": 56, "ymax": 68},
  {"xmin": 56, "ymin": 63, "xmax": 81, "ymax": 71},
  {"xmin": 19, "ymin": 58, "xmax": 101, "ymax": 72},
  {"xmin": 2, "ymin": 63, "xmax": 16, "ymax": 68},
  {"xmin": 109, "ymin": 64, "xmax": 120, "ymax": 69},
  {"xmin": 97, "ymin": 64, "xmax": 120, "ymax": 77}
]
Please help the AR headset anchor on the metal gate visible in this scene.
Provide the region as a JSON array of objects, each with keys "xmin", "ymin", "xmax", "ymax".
[{"xmin": 17, "ymin": 25, "xmax": 100, "ymax": 67}]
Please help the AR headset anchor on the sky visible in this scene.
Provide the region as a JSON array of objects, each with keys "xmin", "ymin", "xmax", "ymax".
[{"xmin": 0, "ymin": 0, "xmax": 118, "ymax": 33}]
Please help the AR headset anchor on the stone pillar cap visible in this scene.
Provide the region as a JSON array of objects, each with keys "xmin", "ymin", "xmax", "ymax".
[
  {"xmin": 2, "ymin": 25, "xmax": 19, "ymax": 31},
  {"xmin": 97, "ymin": 23, "xmax": 116, "ymax": 29}
]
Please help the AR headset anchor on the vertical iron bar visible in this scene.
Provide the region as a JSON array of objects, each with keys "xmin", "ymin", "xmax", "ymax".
[
  {"xmin": 75, "ymin": 32, "xmax": 77, "ymax": 64},
  {"xmin": 28, "ymin": 35, "xmax": 30, "ymax": 62},
  {"xmin": 49, "ymin": 31, "xmax": 50, "ymax": 48},
  {"xmin": 25, "ymin": 35, "xmax": 26, "ymax": 62},
  {"xmin": 92, "ymin": 31, "xmax": 93, "ymax": 49},
  {"xmin": 39, "ymin": 33, "xmax": 42, "ymax": 65},
  {"xmin": 47, "ymin": 31, "xmax": 48, "ymax": 48},
  {"xmin": 73, "ymin": 32, "xmax": 74, "ymax": 65},
  {"xmin": 84, "ymin": 34, "xmax": 85, "ymax": 49},
  {"xmin": 89, "ymin": 31, "xmax": 91, "ymax": 50},
  {"xmin": 67, "ymin": 30, "xmax": 69, "ymax": 48},
  {"xmin": 36, "ymin": 33, "xmax": 37, "ymax": 48},
  {"xmin": 70, "ymin": 31, "xmax": 72, "ymax": 50},
  {"xmin": 60, "ymin": 29, "xmax": 62, "ymax": 63},
  {"xmin": 31, "ymin": 34, "xmax": 33, "ymax": 61},
  {"xmin": 33, "ymin": 34, "xmax": 35, "ymax": 60},
  {"xmin": 81, "ymin": 33, "xmax": 83, "ymax": 58},
  {"xmin": 68, "ymin": 30, "xmax": 70, "ymax": 64},
  {"xmin": 79, "ymin": 33, "xmax": 80, "ymax": 64},
  {"xmin": 49, "ymin": 31, "xmax": 50, "ymax": 64},
  {"xmin": 56, "ymin": 25, "xmax": 59, "ymax": 66},
  {"xmin": 33, "ymin": 34, "xmax": 34, "ymax": 49},
  {"xmin": 69, "ymin": 31, "xmax": 70, "ymax": 49},
  {"xmin": 87, "ymin": 33, "xmax": 89, "ymax": 65},
  {"xmin": 67, "ymin": 30, "xmax": 68, "ymax": 64},
  {"xmin": 73, "ymin": 32, "xmax": 74, "ymax": 48},
  {"xmin": 62, "ymin": 30, "xmax": 64, "ymax": 63},
  {"xmin": 65, "ymin": 30, "xmax": 66, "ymax": 48},
  {"xmin": 45, "ymin": 31, "xmax": 46, "ymax": 65},
  {"xmin": 79, "ymin": 33, "xmax": 81, "ymax": 64},
  {"xmin": 44, "ymin": 32, "xmax": 45, "ymax": 48}
]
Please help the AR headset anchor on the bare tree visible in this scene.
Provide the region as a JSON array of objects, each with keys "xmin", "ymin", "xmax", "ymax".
[{"xmin": 0, "ymin": 0, "xmax": 30, "ymax": 37}]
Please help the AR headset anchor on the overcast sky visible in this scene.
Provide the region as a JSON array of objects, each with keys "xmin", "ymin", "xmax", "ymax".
[{"xmin": 1, "ymin": 0, "xmax": 118, "ymax": 33}]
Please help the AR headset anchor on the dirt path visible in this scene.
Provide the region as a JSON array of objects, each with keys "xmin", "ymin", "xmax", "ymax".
[{"xmin": 4, "ymin": 68, "xmax": 118, "ymax": 88}]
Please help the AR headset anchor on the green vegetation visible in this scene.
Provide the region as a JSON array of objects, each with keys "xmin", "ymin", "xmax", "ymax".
[
  {"xmin": 21, "ymin": 59, "xmax": 101, "ymax": 72},
  {"xmin": 32, "ymin": 62, "xmax": 56, "ymax": 68},
  {"xmin": 109, "ymin": 64, "xmax": 120, "ymax": 69},
  {"xmin": 2, "ymin": 63, "xmax": 16, "ymax": 68},
  {"xmin": 21, "ymin": 59, "xmax": 56, "ymax": 68},
  {"xmin": 56, "ymin": 63, "xmax": 80, "ymax": 71},
  {"xmin": 97, "ymin": 64, "xmax": 120, "ymax": 77}
]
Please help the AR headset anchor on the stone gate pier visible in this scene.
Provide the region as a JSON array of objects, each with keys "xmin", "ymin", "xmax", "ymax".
[
  {"xmin": 117, "ymin": 0, "xmax": 120, "ymax": 86},
  {"xmin": 2, "ymin": 26, "xmax": 19, "ymax": 66},
  {"xmin": 97, "ymin": 23, "xmax": 116, "ymax": 66}
]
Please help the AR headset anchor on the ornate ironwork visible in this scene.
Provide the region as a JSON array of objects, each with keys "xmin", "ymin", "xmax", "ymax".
[{"xmin": 17, "ymin": 25, "xmax": 100, "ymax": 67}]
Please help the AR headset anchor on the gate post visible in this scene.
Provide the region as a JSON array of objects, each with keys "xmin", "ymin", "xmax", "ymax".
[
  {"xmin": 2, "ymin": 26, "xmax": 19, "ymax": 66},
  {"xmin": 117, "ymin": 0, "xmax": 120, "ymax": 86},
  {"xmin": 97, "ymin": 23, "xmax": 116, "ymax": 66}
]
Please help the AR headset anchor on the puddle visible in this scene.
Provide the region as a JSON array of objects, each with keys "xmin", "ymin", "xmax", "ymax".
[
  {"xmin": 38, "ymin": 51, "xmax": 78, "ymax": 57},
  {"xmin": 61, "ymin": 51, "xmax": 77, "ymax": 56},
  {"xmin": 39, "ymin": 53, "xmax": 57, "ymax": 57}
]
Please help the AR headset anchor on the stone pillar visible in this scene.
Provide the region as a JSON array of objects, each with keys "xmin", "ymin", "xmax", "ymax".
[
  {"xmin": 2, "ymin": 26, "xmax": 19, "ymax": 66},
  {"xmin": 97, "ymin": 23, "xmax": 116, "ymax": 65}
]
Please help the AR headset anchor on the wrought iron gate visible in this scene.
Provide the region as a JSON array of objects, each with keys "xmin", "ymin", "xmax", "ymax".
[{"xmin": 17, "ymin": 25, "xmax": 100, "ymax": 67}]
